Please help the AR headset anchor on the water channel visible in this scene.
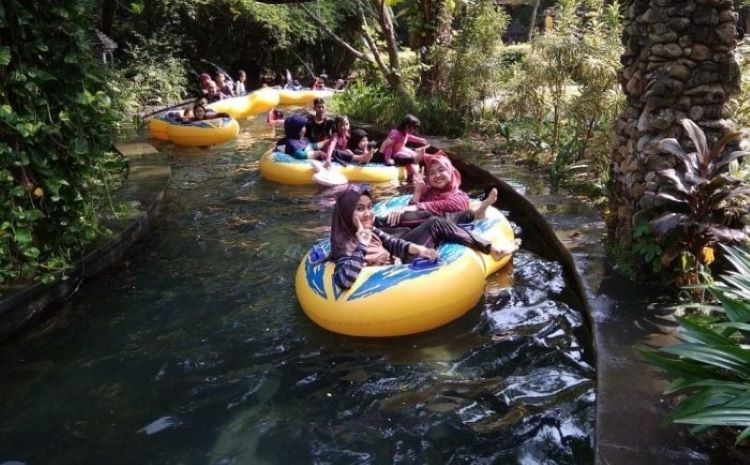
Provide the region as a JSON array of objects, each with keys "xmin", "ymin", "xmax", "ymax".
[{"xmin": 0, "ymin": 115, "xmax": 595, "ymax": 465}]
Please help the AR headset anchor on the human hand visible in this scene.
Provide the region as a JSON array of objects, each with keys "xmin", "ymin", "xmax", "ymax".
[
  {"xmin": 413, "ymin": 172, "xmax": 426, "ymax": 195},
  {"xmin": 354, "ymin": 216, "xmax": 372, "ymax": 245},
  {"xmin": 386, "ymin": 209, "xmax": 404, "ymax": 227},
  {"xmin": 417, "ymin": 246, "xmax": 438, "ymax": 261},
  {"xmin": 323, "ymin": 159, "xmax": 332, "ymax": 170}
]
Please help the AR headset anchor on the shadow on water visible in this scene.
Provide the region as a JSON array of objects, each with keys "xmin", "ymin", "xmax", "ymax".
[{"xmin": 0, "ymin": 115, "xmax": 594, "ymax": 465}]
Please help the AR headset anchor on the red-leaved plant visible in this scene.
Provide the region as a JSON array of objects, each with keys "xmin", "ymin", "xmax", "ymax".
[{"xmin": 647, "ymin": 119, "xmax": 750, "ymax": 284}]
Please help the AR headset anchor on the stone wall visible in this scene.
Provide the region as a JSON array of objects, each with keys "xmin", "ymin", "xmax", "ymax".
[{"xmin": 610, "ymin": 0, "xmax": 740, "ymax": 243}]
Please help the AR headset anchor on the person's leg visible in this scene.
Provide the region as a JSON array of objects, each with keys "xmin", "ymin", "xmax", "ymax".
[
  {"xmin": 331, "ymin": 149, "xmax": 353, "ymax": 166},
  {"xmin": 391, "ymin": 151, "xmax": 416, "ymax": 166},
  {"xmin": 473, "ymin": 188, "xmax": 498, "ymax": 220},
  {"xmin": 445, "ymin": 210, "xmax": 475, "ymax": 224},
  {"xmin": 391, "ymin": 151, "xmax": 419, "ymax": 181},
  {"xmin": 402, "ymin": 216, "xmax": 519, "ymax": 261},
  {"xmin": 401, "ymin": 217, "xmax": 491, "ymax": 253},
  {"xmin": 374, "ymin": 210, "xmax": 434, "ymax": 229}
]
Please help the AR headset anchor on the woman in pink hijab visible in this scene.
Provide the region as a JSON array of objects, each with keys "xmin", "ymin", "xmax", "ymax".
[{"xmin": 379, "ymin": 153, "xmax": 498, "ymax": 228}]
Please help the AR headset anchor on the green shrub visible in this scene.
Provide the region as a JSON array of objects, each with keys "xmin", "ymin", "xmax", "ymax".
[
  {"xmin": 647, "ymin": 119, "xmax": 750, "ymax": 286},
  {"xmin": 642, "ymin": 246, "xmax": 750, "ymax": 445},
  {"xmin": 0, "ymin": 0, "xmax": 124, "ymax": 284},
  {"xmin": 499, "ymin": 0, "xmax": 622, "ymax": 184},
  {"xmin": 115, "ymin": 33, "xmax": 191, "ymax": 114}
]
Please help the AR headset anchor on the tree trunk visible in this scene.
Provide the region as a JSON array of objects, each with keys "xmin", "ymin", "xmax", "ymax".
[
  {"xmin": 609, "ymin": 0, "xmax": 740, "ymax": 247},
  {"xmin": 416, "ymin": 0, "xmax": 452, "ymax": 96},
  {"xmin": 101, "ymin": 0, "xmax": 116, "ymax": 36},
  {"xmin": 527, "ymin": 0, "xmax": 541, "ymax": 41}
]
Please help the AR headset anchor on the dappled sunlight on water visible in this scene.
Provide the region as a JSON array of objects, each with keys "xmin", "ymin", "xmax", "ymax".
[{"xmin": 0, "ymin": 115, "xmax": 593, "ymax": 465}]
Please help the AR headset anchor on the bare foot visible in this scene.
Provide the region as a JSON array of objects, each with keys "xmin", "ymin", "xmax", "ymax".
[
  {"xmin": 474, "ymin": 188, "xmax": 498, "ymax": 220},
  {"xmin": 489, "ymin": 238, "xmax": 521, "ymax": 261}
]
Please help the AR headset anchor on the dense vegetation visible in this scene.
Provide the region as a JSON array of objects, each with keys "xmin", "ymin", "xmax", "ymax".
[
  {"xmin": 0, "ymin": 0, "xmax": 124, "ymax": 284},
  {"xmin": 643, "ymin": 246, "xmax": 750, "ymax": 445},
  {"xmin": 0, "ymin": 0, "xmax": 749, "ymax": 455}
]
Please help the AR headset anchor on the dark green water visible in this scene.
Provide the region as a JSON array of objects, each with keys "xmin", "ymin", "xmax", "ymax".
[{"xmin": 0, "ymin": 117, "xmax": 594, "ymax": 465}]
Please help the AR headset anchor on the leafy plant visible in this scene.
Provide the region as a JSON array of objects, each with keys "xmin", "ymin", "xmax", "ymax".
[
  {"xmin": 0, "ymin": 0, "xmax": 124, "ymax": 284},
  {"xmin": 499, "ymin": 0, "xmax": 621, "ymax": 181},
  {"xmin": 631, "ymin": 222, "xmax": 663, "ymax": 272},
  {"xmin": 646, "ymin": 119, "xmax": 750, "ymax": 284},
  {"xmin": 443, "ymin": 0, "xmax": 509, "ymax": 123},
  {"xmin": 642, "ymin": 246, "xmax": 750, "ymax": 444},
  {"xmin": 114, "ymin": 32, "xmax": 191, "ymax": 114}
]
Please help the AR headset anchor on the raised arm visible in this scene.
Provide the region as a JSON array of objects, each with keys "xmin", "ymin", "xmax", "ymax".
[
  {"xmin": 416, "ymin": 192, "xmax": 470, "ymax": 214},
  {"xmin": 407, "ymin": 134, "xmax": 428, "ymax": 146}
]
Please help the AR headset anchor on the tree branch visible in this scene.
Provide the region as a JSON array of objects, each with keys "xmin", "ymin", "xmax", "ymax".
[
  {"xmin": 373, "ymin": 0, "xmax": 399, "ymax": 70},
  {"xmin": 356, "ymin": 1, "xmax": 388, "ymax": 77},
  {"xmin": 297, "ymin": 3, "xmax": 369, "ymax": 62}
]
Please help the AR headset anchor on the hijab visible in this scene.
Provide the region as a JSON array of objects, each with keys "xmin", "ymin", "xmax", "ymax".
[
  {"xmin": 330, "ymin": 184, "xmax": 392, "ymax": 266},
  {"xmin": 348, "ymin": 129, "xmax": 368, "ymax": 153},
  {"xmin": 421, "ymin": 153, "xmax": 464, "ymax": 202},
  {"xmin": 284, "ymin": 114, "xmax": 309, "ymax": 155}
]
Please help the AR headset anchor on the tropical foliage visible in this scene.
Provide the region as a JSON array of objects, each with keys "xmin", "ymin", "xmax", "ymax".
[
  {"xmin": 645, "ymin": 119, "xmax": 750, "ymax": 285},
  {"xmin": 106, "ymin": 0, "xmax": 360, "ymax": 107},
  {"xmin": 0, "ymin": 0, "xmax": 124, "ymax": 283},
  {"xmin": 500, "ymin": 0, "xmax": 622, "ymax": 188},
  {"xmin": 332, "ymin": 0, "xmax": 510, "ymax": 137},
  {"xmin": 642, "ymin": 246, "xmax": 750, "ymax": 444}
]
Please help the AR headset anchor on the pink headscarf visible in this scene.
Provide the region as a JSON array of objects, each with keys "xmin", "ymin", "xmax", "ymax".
[{"xmin": 421, "ymin": 153, "xmax": 462, "ymax": 200}]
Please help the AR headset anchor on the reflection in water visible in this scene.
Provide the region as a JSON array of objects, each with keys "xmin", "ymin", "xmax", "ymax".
[{"xmin": 0, "ymin": 116, "xmax": 593, "ymax": 465}]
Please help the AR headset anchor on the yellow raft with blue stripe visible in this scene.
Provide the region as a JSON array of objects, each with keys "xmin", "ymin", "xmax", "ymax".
[
  {"xmin": 259, "ymin": 150, "xmax": 407, "ymax": 185},
  {"xmin": 295, "ymin": 195, "xmax": 515, "ymax": 337},
  {"xmin": 148, "ymin": 114, "xmax": 239, "ymax": 146}
]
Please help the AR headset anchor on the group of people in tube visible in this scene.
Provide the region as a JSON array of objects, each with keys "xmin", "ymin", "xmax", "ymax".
[
  {"xmin": 276, "ymin": 98, "xmax": 520, "ymax": 290},
  {"xmin": 172, "ymin": 70, "xmax": 344, "ymax": 126},
  {"xmin": 199, "ymin": 70, "xmax": 248, "ymax": 102},
  {"xmin": 276, "ymin": 98, "xmax": 431, "ymax": 175}
]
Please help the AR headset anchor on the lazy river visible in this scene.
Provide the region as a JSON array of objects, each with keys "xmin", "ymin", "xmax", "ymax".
[{"xmin": 0, "ymin": 115, "xmax": 594, "ymax": 465}]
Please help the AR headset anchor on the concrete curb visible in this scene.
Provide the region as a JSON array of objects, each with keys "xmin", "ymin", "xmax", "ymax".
[
  {"xmin": 419, "ymin": 134, "xmax": 709, "ymax": 464},
  {"xmin": 0, "ymin": 142, "xmax": 170, "ymax": 344}
]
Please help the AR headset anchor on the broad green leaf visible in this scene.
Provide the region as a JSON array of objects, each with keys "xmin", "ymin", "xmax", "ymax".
[
  {"xmin": 15, "ymin": 228, "xmax": 32, "ymax": 244},
  {"xmin": 0, "ymin": 46, "xmax": 11, "ymax": 66},
  {"xmin": 662, "ymin": 344, "xmax": 750, "ymax": 379},
  {"xmin": 130, "ymin": 2, "xmax": 144, "ymax": 14},
  {"xmin": 712, "ymin": 288, "xmax": 750, "ymax": 323},
  {"xmin": 675, "ymin": 407, "xmax": 750, "ymax": 427},
  {"xmin": 639, "ymin": 348, "xmax": 721, "ymax": 380},
  {"xmin": 676, "ymin": 316, "xmax": 734, "ymax": 346},
  {"xmin": 737, "ymin": 426, "xmax": 750, "ymax": 445},
  {"xmin": 22, "ymin": 247, "xmax": 40, "ymax": 259},
  {"xmin": 667, "ymin": 388, "xmax": 740, "ymax": 422}
]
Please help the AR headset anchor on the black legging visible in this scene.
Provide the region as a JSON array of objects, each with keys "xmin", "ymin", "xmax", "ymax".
[
  {"xmin": 374, "ymin": 210, "xmax": 475, "ymax": 229},
  {"xmin": 399, "ymin": 217, "xmax": 491, "ymax": 255}
]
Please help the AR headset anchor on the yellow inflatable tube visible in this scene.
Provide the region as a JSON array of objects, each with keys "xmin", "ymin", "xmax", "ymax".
[
  {"xmin": 296, "ymin": 196, "xmax": 515, "ymax": 337},
  {"xmin": 149, "ymin": 117, "xmax": 170, "ymax": 141},
  {"xmin": 259, "ymin": 150, "xmax": 406, "ymax": 185},
  {"xmin": 207, "ymin": 87, "xmax": 280, "ymax": 119},
  {"xmin": 149, "ymin": 115, "xmax": 239, "ymax": 146},
  {"xmin": 278, "ymin": 89, "xmax": 334, "ymax": 106}
]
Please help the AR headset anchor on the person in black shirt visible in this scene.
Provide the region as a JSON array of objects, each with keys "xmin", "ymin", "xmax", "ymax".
[{"xmin": 305, "ymin": 97, "xmax": 333, "ymax": 146}]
